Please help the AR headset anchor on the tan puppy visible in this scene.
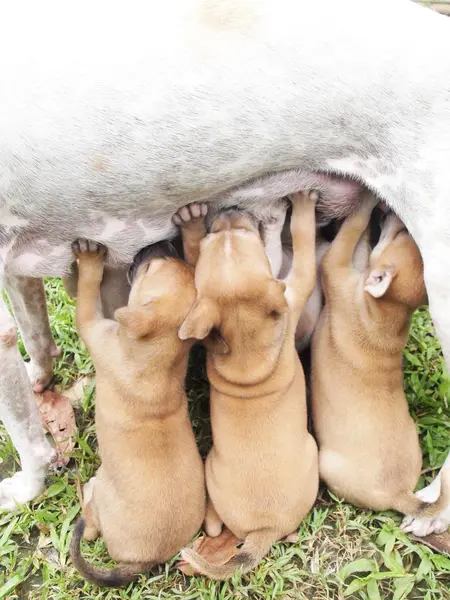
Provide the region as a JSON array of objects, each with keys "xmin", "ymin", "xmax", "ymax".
[
  {"xmin": 175, "ymin": 199, "xmax": 330, "ymax": 354},
  {"xmin": 311, "ymin": 192, "xmax": 450, "ymax": 516},
  {"xmin": 174, "ymin": 195, "xmax": 319, "ymax": 579},
  {"xmin": 69, "ymin": 239, "xmax": 205, "ymax": 587}
]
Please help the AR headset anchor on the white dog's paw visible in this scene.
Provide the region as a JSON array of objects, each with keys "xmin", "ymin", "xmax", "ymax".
[
  {"xmin": 401, "ymin": 478, "xmax": 450, "ymax": 536},
  {"xmin": 0, "ymin": 471, "xmax": 46, "ymax": 510},
  {"xmin": 172, "ymin": 202, "xmax": 208, "ymax": 226},
  {"xmin": 401, "ymin": 514, "xmax": 450, "ymax": 537},
  {"xmin": 25, "ymin": 359, "xmax": 54, "ymax": 393}
]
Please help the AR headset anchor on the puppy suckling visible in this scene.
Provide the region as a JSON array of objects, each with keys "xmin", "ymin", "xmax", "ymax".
[
  {"xmin": 311, "ymin": 193, "xmax": 450, "ymax": 517},
  {"xmin": 214, "ymin": 198, "xmax": 331, "ymax": 354},
  {"xmin": 69, "ymin": 239, "xmax": 205, "ymax": 587},
  {"xmin": 173, "ymin": 196, "xmax": 319, "ymax": 579}
]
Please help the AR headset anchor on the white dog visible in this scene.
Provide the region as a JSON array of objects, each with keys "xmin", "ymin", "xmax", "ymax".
[{"xmin": 0, "ymin": 0, "xmax": 449, "ymax": 536}]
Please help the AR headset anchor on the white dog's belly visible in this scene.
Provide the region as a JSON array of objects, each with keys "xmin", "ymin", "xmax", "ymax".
[
  {"xmin": 0, "ymin": 0, "xmax": 449, "ymax": 277},
  {"xmin": 0, "ymin": 170, "xmax": 361, "ymax": 277}
]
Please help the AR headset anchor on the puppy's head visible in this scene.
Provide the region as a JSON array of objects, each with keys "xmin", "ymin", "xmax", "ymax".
[
  {"xmin": 179, "ymin": 209, "xmax": 288, "ymax": 378},
  {"xmin": 116, "ymin": 242, "xmax": 195, "ymax": 339},
  {"xmin": 364, "ymin": 213, "xmax": 427, "ymax": 309}
]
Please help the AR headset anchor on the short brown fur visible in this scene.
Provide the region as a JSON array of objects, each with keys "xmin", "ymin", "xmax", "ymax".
[
  {"xmin": 69, "ymin": 241, "xmax": 205, "ymax": 587},
  {"xmin": 175, "ymin": 197, "xmax": 319, "ymax": 579},
  {"xmin": 311, "ymin": 192, "xmax": 450, "ymax": 516}
]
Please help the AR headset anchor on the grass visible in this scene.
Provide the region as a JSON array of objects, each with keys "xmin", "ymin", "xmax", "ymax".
[{"xmin": 0, "ymin": 279, "xmax": 449, "ymax": 600}]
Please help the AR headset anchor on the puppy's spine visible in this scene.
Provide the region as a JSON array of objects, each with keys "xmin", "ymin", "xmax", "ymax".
[
  {"xmin": 393, "ymin": 469, "xmax": 450, "ymax": 519},
  {"xmin": 181, "ymin": 529, "xmax": 274, "ymax": 580},
  {"xmin": 70, "ymin": 517, "xmax": 154, "ymax": 588}
]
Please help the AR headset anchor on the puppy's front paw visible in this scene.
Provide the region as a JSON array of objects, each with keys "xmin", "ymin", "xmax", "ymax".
[
  {"xmin": 72, "ymin": 239, "xmax": 106, "ymax": 282},
  {"xmin": 172, "ymin": 203, "xmax": 208, "ymax": 227},
  {"xmin": 290, "ymin": 190, "xmax": 320, "ymax": 210},
  {"xmin": 72, "ymin": 239, "xmax": 106, "ymax": 258}
]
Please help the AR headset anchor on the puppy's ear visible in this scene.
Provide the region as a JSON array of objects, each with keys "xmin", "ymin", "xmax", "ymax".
[
  {"xmin": 115, "ymin": 307, "xmax": 152, "ymax": 339},
  {"xmin": 364, "ymin": 265, "xmax": 395, "ymax": 298},
  {"xmin": 266, "ymin": 280, "xmax": 288, "ymax": 316},
  {"xmin": 178, "ymin": 298, "xmax": 219, "ymax": 341}
]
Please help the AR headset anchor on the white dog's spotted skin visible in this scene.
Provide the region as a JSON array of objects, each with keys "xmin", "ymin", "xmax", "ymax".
[{"xmin": 0, "ymin": 0, "xmax": 450, "ymax": 530}]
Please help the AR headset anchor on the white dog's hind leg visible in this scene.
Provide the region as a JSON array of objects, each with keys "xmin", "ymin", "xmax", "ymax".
[
  {"xmin": 4, "ymin": 276, "xmax": 61, "ymax": 393},
  {"xmin": 422, "ymin": 240, "xmax": 450, "ymax": 366},
  {"xmin": 401, "ymin": 453, "xmax": 450, "ymax": 536},
  {"xmin": 401, "ymin": 237, "xmax": 450, "ymax": 536},
  {"xmin": 0, "ymin": 284, "xmax": 54, "ymax": 510}
]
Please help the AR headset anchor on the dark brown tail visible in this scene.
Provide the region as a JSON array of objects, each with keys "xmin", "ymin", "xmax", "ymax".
[
  {"xmin": 180, "ymin": 529, "xmax": 274, "ymax": 580},
  {"xmin": 70, "ymin": 517, "xmax": 154, "ymax": 588},
  {"xmin": 393, "ymin": 468, "xmax": 450, "ymax": 519}
]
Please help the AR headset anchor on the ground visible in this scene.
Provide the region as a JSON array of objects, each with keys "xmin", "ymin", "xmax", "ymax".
[{"xmin": 0, "ymin": 279, "xmax": 449, "ymax": 600}]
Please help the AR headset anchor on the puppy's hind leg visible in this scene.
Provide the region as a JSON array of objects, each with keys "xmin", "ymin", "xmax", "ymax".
[{"xmin": 204, "ymin": 497, "xmax": 223, "ymax": 538}]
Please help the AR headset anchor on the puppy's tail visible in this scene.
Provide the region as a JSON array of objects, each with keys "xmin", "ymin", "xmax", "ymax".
[
  {"xmin": 180, "ymin": 529, "xmax": 274, "ymax": 580},
  {"xmin": 70, "ymin": 517, "xmax": 154, "ymax": 588},
  {"xmin": 393, "ymin": 469, "xmax": 450, "ymax": 519}
]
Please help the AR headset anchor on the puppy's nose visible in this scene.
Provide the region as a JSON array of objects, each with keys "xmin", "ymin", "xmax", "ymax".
[{"xmin": 210, "ymin": 210, "xmax": 257, "ymax": 234}]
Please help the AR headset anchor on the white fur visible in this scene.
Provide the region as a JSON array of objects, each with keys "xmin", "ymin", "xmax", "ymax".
[
  {"xmin": 0, "ymin": 297, "xmax": 55, "ymax": 509},
  {"xmin": 98, "ymin": 217, "xmax": 126, "ymax": 240},
  {"xmin": 402, "ymin": 453, "xmax": 450, "ymax": 536}
]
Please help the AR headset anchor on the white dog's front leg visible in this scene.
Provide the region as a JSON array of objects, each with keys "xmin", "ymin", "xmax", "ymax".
[
  {"xmin": 4, "ymin": 276, "xmax": 61, "ymax": 393},
  {"xmin": 0, "ymin": 284, "xmax": 54, "ymax": 510}
]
